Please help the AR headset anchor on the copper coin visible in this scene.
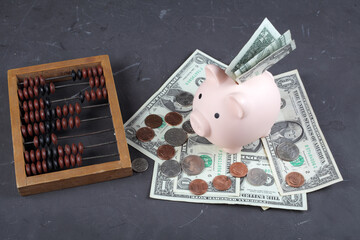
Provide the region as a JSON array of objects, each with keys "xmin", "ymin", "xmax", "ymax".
[
  {"xmin": 136, "ymin": 127, "xmax": 155, "ymax": 142},
  {"xmin": 212, "ymin": 175, "xmax": 232, "ymax": 191},
  {"xmin": 189, "ymin": 179, "xmax": 208, "ymax": 195},
  {"xmin": 165, "ymin": 112, "xmax": 183, "ymax": 126},
  {"xmin": 157, "ymin": 144, "xmax": 175, "ymax": 160},
  {"xmin": 285, "ymin": 172, "xmax": 305, "ymax": 188},
  {"xmin": 229, "ymin": 162, "xmax": 248, "ymax": 178},
  {"xmin": 145, "ymin": 114, "xmax": 163, "ymax": 128},
  {"xmin": 181, "ymin": 155, "xmax": 205, "ymax": 176}
]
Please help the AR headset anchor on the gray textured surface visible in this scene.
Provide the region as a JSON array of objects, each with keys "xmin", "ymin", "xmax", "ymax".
[{"xmin": 0, "ymin": 0, "xmax": 359, "ymax": 239}]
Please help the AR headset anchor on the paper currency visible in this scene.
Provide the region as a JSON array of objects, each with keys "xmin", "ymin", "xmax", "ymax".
[{"xmin": 261, "ymin": 70, "xmax": 343, "ymax": 195}]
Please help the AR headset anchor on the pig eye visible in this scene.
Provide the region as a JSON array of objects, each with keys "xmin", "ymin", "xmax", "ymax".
[
  {"xmin": 198, "ymin": 93, "xmax": 202, "ymax": 99},
  {"xmin": 214, "ymin": 113, "xmax": 220, "ymax": 119}
]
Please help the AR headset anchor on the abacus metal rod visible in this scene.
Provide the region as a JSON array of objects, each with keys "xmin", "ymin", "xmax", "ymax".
[
  {"xmin": 85, "ymin": 141, "xmax": 117, "ymax": 149},
  {"xmin": 58, "ymin": 128, "xmax": 114, "ymax": 140},
  {"xmin": 55, "ymin": 82, "xmax": 88, "ymax": 89},
  {"xmin": 83, "ymin": 153, "xmax": 119, "ymax": 161},
  {"xmin": 82, "ymin": 103, "xmax": 109, "ymax": 109},
  {"xmin": 81, "ymin": 115, "xmax": 112, "ymax": 123}
]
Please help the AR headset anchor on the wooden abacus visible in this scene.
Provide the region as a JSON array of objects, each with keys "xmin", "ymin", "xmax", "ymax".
[{"xmin": 8, "ymin": 55, "xmax": 132, "ymax": 196}]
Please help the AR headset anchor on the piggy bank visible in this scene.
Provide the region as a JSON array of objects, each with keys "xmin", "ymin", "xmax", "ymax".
[{"xmin": 190, "ymin": 65, "xmax": 281, "ymax": 154}]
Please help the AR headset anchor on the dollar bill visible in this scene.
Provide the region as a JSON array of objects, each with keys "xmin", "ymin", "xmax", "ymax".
[{"xmin": 261, "ymin": 70, "xmax": 343, "ymax": 195}]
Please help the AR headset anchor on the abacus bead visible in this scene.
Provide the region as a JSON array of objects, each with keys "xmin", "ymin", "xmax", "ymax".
[
  {"xmin": 45, "ymin": 97, "xmax": 51, "ymax": 107},
  {"xmin": 33, "ymin": 122, "xmax": 39, "ymax": 135},
  {"xmin": 58, "ymin": 156, "xmax": 64, "ymax": 169},
  {"xmin": 29, "ymin": 111, "xmax": 35, "ymax": 123},
  {"xmin": 40, "ymin": 109, "xmax": 45, "ymax": 121},
  {"xmin": 38, "ymin": 135, "xmax": 44, "ymax": 147},
  {"xmin": 39, "ymin": 122, "xmax": 45, "ymax": 134},
  {"xmin": 21, "ymin": 125, "xmax": 27, "ymax": 137},
  {"xmin": 58, "ymin": 145, "xmax": 64, "ymax": 157},
  {"xmin": 24, "ymin": 151, "xmax": 30, "ymax": 163},
  {"xmin": 71, "ymin": 70, "xmax": 76, "ymax": 81},
  {"xmin": 29, "ymin": 77, "xmax": 34, "ymax": 87},
  {"xmin": 34, "ymin": 99, "xmax": 39, "ymax": 111},
  {"xmin": 92, "ymin": 66, "xmax": 97, "ymax": 76},
  {"xmin": 51, "ymin": 108, "xmax": 56, "ymax": 119},
  {"xmin": 97, "ymin": 65, "xmax": 103, "ymax": 76},
  {"xmin": 96, "ymin": 88, "xmax": 102, "ymax": 100},
  {"xmin": 34, "ymin": 136, "xmax": 39, "ymax": 148},
  {"xmin": 76, "ymin": 154, "xmax": 82, "ymax": 167},
  {"xmin": 24, "ymin": 112, "xmax": 29, "ymax": 124},
  {"xmin": 71, "ymin": 143, "xmax": 77, "ymax": 154},
  {"xmin": 68, "ymin": 116, "xmax": 74, "ymax": 129},
  {"xmin": 65, "ymin": 144, "xmax": 71, "ymax": 155},
  {"xmin": 79, "ymin": 92, "xmax": 85, "ymax": 103},
  {"xmin": 45, "ymin": 109, "xmax": 51, "ymax": 120},
  {"xmin": 61, "ymin": 118, "xmax": 67, "ymax": 130},
  {"xmin": 51, "ymin": 133, "xmax": 58, "ymax": 145},
  {"xmin": 102, "ymin": 88, "xmax": 107, "ymax": 99},
  {"xmin": 51, "ymin": 120, "xmax": 56, "ymax": 131},
  {"xmin": 41, "ymin": 148, "xmax": 46, "ymax": 160},
  {"xmin": 30, "ymin": 150, "xmax": 35, "ymax": 162},
  {"xmin": 39, "ymin": 86, "xmax": 45, "ymax": 96},
  {"xmin": 64, "ymin": 155, "xmax": 70, "ymax": 168},
  {"xmin": 87, "ymin": 67, "xmax": 92, "ymax": 78},
  {"xmin": 77, "ymin": 69, "xmax": 82, "ymax": 79},
  {"xmin": 31, "ymin": 163, "xmax": 37, "ymax": 175},
  {"xmin": 18, "ymin": 89, "xmax": 24, "ymax": 101},
  {"xmin": 89, "ymin": 77, "xmax": 95, "ymax": 88},
  {"xmin": 34, "ymin": 76, "xmax": 40, "ymax": 86},
  {"xmin": 36, "ymin": 149, "xmax": 41, "ymax": 161},
  {"xmin": 78, "ymin": 142, "xmax": 84, "ymax": 154},
  {"xmin": 45, "ymin": 121, "xmax": 51, "ymax": 133},
  {"xmin": 94, "ymin": 76, "xmax": 100, "ymax": 87},
  {"xmin": 56, "ymin": 106, "xmax": 62, "ymax": 118},
  {"xmin": 62, "ymin": 104, "xmax": 68, "ymax": 117},
  {"xmin": 35, "ymin": 110, "xmax": 40, "ymax": 122},
  {"xmin": 28, "ymin": 87, "xmax": 34, "ymax": 99},
  {"xmin": 39, "ymin": 98, "xmax": 45, "ymax": 109},
  {"xmin": 82, "ymin": 68, "xmax": 87, "ymax": 79},
  {"xmin": 42, "ymin": 160, "xmax": 48, "ymax": 173},
  {"xmin": 75, "ymin": 103, "xmax": 81, "ymax": 114},
  {"xmin": 27, "ymin": 124, "xmax": 33, "ymax": 137},
  {"xmin": 23, "ymin": 88, "xmax": 29, "ymax": 100},
  {"xmin": 56, "ymin": 119, "xmax": 61, "ymax": 131},
  {"xmin": 44, "ymin": 84, "xmax": 50, "ymax": 95},
  {"xmin": 47, "ymin": 147, "xmax": 52, "ymax": 160},
  {"xmin": 68, "ymin": 103, "xmax": 74, "ymax": 115},
  {"xmin": 100, "ymin": 75, "xmax": 105, "ymax": 87},
  {"xmin": 47, "ymin": 160, "xmax": 53, "ymax": 171},
  {"xmin": 84, "ymin": 90, "xmax": 91, "ymax": 102},
  {"xmin": 33, "ymin": 86, "xmax": 39, "ymax": 97},
  {"xmin": 52, "ymin": 158, "xmax": 58, "ymax": 170},
  {"xmin": 45, "ymin": 134, "xmax": 51, "ymax": 145},
  {"xmin": 75, "ymin": 116, "xmax": 81, "ymax": 128},
  {"xmin": 70, "ymin": 154, "xmax": 76, "ymax": 167},
  {"xmin": 23, "ymin": 101, "xmax": 28, "ymax": 112},
  {"xmin": 25, "ymin": 164, "xmax": 31, "ymax": 176},
  {"xmin": 39, "ymin": 75, "xmax": 45, "ymax": 86},
  {"xmin": 28, "ymin": 100, "xmax": 34, "ymax": 112},
  {"xmin": 23, "ymin": 78, "xmax": 29, "ymax": 88},
  {"xmin": 49, "ymin": 82, "xmax": 55, "ymax": 94},
  {"xmin": 90, "ymin": 90, "xmax": 96, "ymax": 101},
  {"xmin": 36, "ymin": 161, "xmax": 42, "ymax": 174}
]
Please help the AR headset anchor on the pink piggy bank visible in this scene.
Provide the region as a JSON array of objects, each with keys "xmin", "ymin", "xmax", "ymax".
[{"xmin": 190, "ymin": 65, "xmax": 281, "ymax": 154}]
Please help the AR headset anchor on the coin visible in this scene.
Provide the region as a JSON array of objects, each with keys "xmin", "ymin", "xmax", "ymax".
[
  {"xmin": 212, "ymin": 175, "xmax": 232, "ymax": 191},
  {"xmin": 182, "ymin": 120, "xmax": 195, "ymax": 134},
  {"xmin": 145, "ymin": 114, "xmax": 163, "ymax": 128},
  {"xmin": 136, "ymin": 127, "xmax": 155, "ymax": 142},
  {"xmin": 285, "ymin": 172, "xmax": 305, "ymax": 188},
  {"xmin": 165, "ymin": 112, "xmax": 183, "ymax": 126},
  {"xmin": 132, "ymin": 158, "xmax": 149, "ymax": 172},
  {"xmin": 160, "ymin": 160, "xmax": 181, "ymax": 178},
  {"xmin": 229, "ymin": 162, "xmax": 248, "ymax": 178},
  {"xmin": 181, "ymin": 155, "xmax": 205, "ymax": 176},
  {"xmin": 247, "ymin": 168, "xmax": 267, "ymax": 186},
  {"xmin": 164, "ymin": 128, "xmax": 188, "ymax": 146},
  {"xmin": 276, "ymin": 141, "xmax": 300, "ymax": 161},
  {"xmin": 157, "ymin": 144, "xmax": 176, "ymax": 160},
  {"xmin": 175, "ymin": 92, "xmax": 194, "ymax": 106},
  {"xmin": 189, "ymin": 179, "xmax": 208, "ymax": 195}
]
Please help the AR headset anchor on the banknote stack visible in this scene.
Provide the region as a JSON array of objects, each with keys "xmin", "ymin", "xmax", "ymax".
[{"xmin": 124, "ymin": 18, "xmax": 342, "ymax": 211}]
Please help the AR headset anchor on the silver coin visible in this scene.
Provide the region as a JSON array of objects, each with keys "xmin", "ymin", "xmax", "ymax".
[
  {"xmin": 164, "ymin": 128, "xmax": 188, "ymax": 146},
  {"xmin": 180, "ymin": 155, "xmax": 205, "ymax": 176},
  {"xmin": 276, "ymin": 141, "xmax": 300, "ymax": 161},
  {"xmin": 175, "ymin": 92, "xmax": 194, "ymax": 106},
  {"xmin": 263, "ymin": 174, "xmax": 275, "ymax": 186},
  {"xmin": 132, "ymin": 158, "xmax": 149, "ymax": 173},
  {"xmin": 182, "ymin": 120, "xmax": 195, "ymax": 134},
  {"xmin": 247, "ymin": 168, "xmax": 267, "ymax": 186},
  {"xmin": 160, "ymin": 160, "xmax": 181, "ymax": 178}
]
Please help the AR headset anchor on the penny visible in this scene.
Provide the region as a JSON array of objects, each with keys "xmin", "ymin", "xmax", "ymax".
[
  {"xmin": 136, "ymin": 127, "xmax": 155, "ymax": 142},
  {"xmin": 160, "ymin": 160, "xmax": 181, "ymax": 178},
  {"xmin": 164, "ymin": 128, "xmax": 188, "ymax": 146},
  {"xmin": 157, "ymin": 144, "xmax": 176, "ymax": 160},
  {"xmin": 285, "ymin": 172, "xmax": 305, "ymax": 188},
  {"xmin": 181, "ymin": 155, "xmax": 205, "ymax": 176},
  {"xmin": 182, "ymin": 120, "xmax": 195, "ymax": 134},
  {"xmin": 229, "ymin": 162, "xmax": 248, "ymax": 178},
  {"xmin": 175, "ymin": 92, "xmax": 194, "ymax": 106},
  {"xmin": 165, "ymin": 112, "xmax": 183, "ymax": 126},
  {"xmin": 189, "ymin": 179, "xmax": 208, "ymax": 195},
  {"xmin": 212, "ymin": 175, "xmax": 232, "ymax": 191},
  {"xmin": 145, "ymin": 114, "xmax": 163, "ymax": 128},
  {"xmin": 276, "ymin": 141, "xmax": 300, "ymax": 161},
  {"xmin": 132, "ymin": 158, "xmax": 149, "ymax": 173},
  {"xmin": 247, "ymin": 168, "xmax": 267, "ymax": 186}
]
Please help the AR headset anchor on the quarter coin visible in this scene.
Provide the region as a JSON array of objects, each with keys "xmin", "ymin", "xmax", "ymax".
[
  {"xmin": 136, "ymin": 127, "xmax": 155, "ymax": 142},
  {"xmin": 132, "ymin": 158, "xmax": 149, "ymax": 173},
  {"xmin": 247, "ymin": 168, "xmax": 267, "ymax": 186},
  {"xmin": 160, "ymin": 160, "xmax": 181, "ymax": 178},
  {"xmin": 181, "ymin": 155, "xmax": 205, "ymax": 176},
  {"xmin": 175, "ymin": 92, "xmax": 194, "ymax": 106},
  {"xmin": 165, "ymin": 112, "xmax": 183, "ymax": 126},
  {"xmin": 212, "ymin": 175, "xmax": 232, "ymax": 191},
  {"xmin": 182, "ymin": 120, "xmax": 195, "ymax": 134},
  {"xmin": 189, "ymin": 179, "xmax": 208, "ymax": 195},
  {"xmin": 229, "ymin": 162, "xmax": 248, "ymax": 178},
  {"xmin": 145, "ymin": 114, "xmax": 163, "ymax": 128},
  {"xmin": 164, "ymin": 128, "xmax": 188, "ymax": 146},
  {"xmin": 276, "ymin": 141, "xmax": 300, "ymax": 161},
  {"xmin": 285, "ymin": 172, "xmax": 305, "ymax": 188},
  {"xmin": 157, "ymin": 144, "xmax": 176, "ymax": 160}
]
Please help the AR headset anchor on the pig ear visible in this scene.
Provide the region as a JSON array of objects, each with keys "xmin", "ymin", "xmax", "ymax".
[
  {"xmin": 205, "ymin": 65, "xmax": 227, "ymax": 86},
  {"xmin": 226, "ymin": 93, "xmax": 249, "ymax": 119}
]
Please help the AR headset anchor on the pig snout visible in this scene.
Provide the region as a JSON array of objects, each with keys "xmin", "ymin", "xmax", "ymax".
[{"xmin": 190, "ymin": 110, "xmax": 210, "ymax": 137}]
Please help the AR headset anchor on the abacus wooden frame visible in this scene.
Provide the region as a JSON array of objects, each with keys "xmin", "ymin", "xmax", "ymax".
[{"xmin": 8, "ymin": 55, "xmax": 132, "ymax": 196}]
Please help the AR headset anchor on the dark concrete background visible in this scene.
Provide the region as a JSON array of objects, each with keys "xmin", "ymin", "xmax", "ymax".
[{"xmin": 0, "ymin": 0, "xmax": 359, "ymax": 239}]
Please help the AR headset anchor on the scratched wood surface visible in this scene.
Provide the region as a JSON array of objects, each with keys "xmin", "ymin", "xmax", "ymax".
[{"xmin": 0, "ymin": 0, "xmax": 359, "ymax": 239}]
